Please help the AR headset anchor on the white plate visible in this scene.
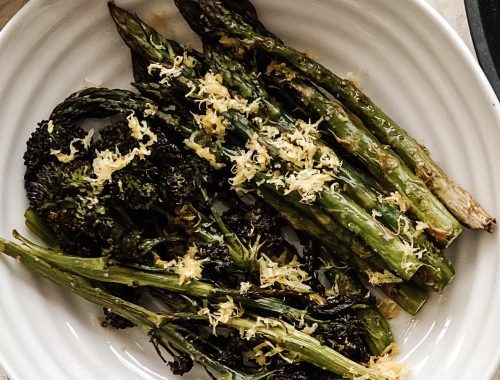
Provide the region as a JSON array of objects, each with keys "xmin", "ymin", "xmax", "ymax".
[{"xmin": 0, "ymin": 0, "xmax": 499, "ymax": 379}]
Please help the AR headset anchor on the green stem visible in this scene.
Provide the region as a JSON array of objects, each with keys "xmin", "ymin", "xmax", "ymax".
[
  {"xmin": 257, "ymin": 187, "xmax": 427, "ymax": 316},
  {"xmin": 209, "ymin": 206, "xmax": 258, "ymax": 269},
  {"xmin": 0, "ymin": 237, "xmax": 266, "ymax": 379},
  {"xmin": 6, "ymin": 233, "xmax": 332, "ymax": 327},
  {"xmin": 24, "ymin": 208, "xmax": 57, "ymax": 248},
  {"xmin": 0, "ymin": 236, "xmax": 386, "ymax": 379}
]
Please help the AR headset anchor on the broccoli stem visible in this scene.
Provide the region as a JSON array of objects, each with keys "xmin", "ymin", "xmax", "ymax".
[
  {"xmin": 6, "ymin": 232, "xmax": 335, "ymax": 327},
  {"xmin": 24, "ymin": 208, "xmax": 57, "ymax": 248},
  {"xmin": 0, "ymin": 235, "xmax": 387, "ymax": 379},
  {"xmin": 0, "ymin": 236, "xmax": 271, "ymax": 379}
]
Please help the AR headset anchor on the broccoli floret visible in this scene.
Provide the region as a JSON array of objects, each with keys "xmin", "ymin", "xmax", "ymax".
[
  {"xmin": 106, "ymin": 229, "xmax": 164, "ymax": 262},
  {"xmin": 222, "ymin": 201, "xmax": 292, "ymax": 257},
  {"xmin": 97, "ymin": 118, "xmax": 219, "ymax": 212},
  {"xmin": 167, "ymin": 351, "xmax": 194, "ymax": 376},
  {"xmin": 26, "ymin": 161, "xmax": 111, "ymax": 256},
  {"xmin": 108, "ymin": 160, "xmax": 161, "ymax": 211},
  {"xmin": 94, "ymin": 118, "xmax": 140, "ymax": 154},
  {"xmin": 151, "ymin": 127, "xmax": 222, "ymax": 209},
  {"xmin": 177, "ymin": 325, "xmax": 259, "ymax": 374},
  {"xmin": 26, "ymin": 159, "xmax": 163, "ymax": 260},
  {"xmin": 314, "ymin": 312, "xmax": 370, "ymax": 363},
  {"xmin": 195, "ymin": 241, "xmax": 235, "ymax": 285},
  {"xmin": 272, "ymin": 363, "xmax": 333, "ymax": 380},
  {"xmin": 23, "ymin": 105, "xmax": 224, "ymax": 264},
  {"xmin": 202, "ymin": 331, "xmax": 256, "ymax": 369},
  {"xmin": 307, "ymin": 294, "xmax": 373, "ymax": 363},
  {"xmin": 24, "ymin": 120, "xmax": 91, "ymax": 185}
]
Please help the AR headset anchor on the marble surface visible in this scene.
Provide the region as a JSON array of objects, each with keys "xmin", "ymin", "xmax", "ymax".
[{"xmin": 0, "ymin": 0, "xmax": 498, "ymax": 379}]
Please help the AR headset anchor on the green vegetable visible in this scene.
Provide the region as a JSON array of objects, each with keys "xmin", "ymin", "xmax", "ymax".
[
  {"xmin": 202, "ymin": 43, "xmax": 451, "ymax": 288},
  {"xmin": 257, "ymin": 185, "xmax": 428, "ymax": 316},
  {"xmin": 275, "ymin": 75, "xmax": 463, "ymax": 248},
  {"xmin": 1, "ymin": 235, "xmax": 394, "ymax": 379},
  {"xmin": 5, "ymin": 2, "xmax": 492, "ymax": 379},
  {"xmin": 175, "ymin": 0, "xmax": 494, "ymax": 233}
]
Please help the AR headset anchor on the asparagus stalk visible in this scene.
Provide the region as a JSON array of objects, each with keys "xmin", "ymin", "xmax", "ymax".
[
  {"xmin": 218, "ymin": 0, "xmax": 280, "ymax": 41},
  {"xmin": 196, "ymin": 35, "xmax": 462, "ymax": 248},
  {"xmin": 108, "ymin": 2, "xmax": 206, "ymax": 71},
  {"xmin": 0, "ymin": 235, "xmax": 392, "ymax": 379},
  {"xmin": 259, "ymin": 181, "xmax": 450, "ymax": 297},
  {"xmin": 175, "ymin": 0, "xmax": 494, "ymax": 232},
  {"xmin": 207, "ymin": 63, "xmax": 444, "ymax": 284},
  {"xmin": 203, "ymin": 42, "xmax": 454, "ymax": 291}
]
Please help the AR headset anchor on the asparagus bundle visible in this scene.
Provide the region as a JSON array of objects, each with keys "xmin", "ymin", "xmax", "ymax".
[
  {"xmin": 200, "ymin": 41, "xmax": 454, "ymax": 292},
  {"xmin": 173, "ymin": 0, "xmax": 495, "ymax": 233},
  {"xmin": 109, "ymin": 4, "xmax": 453, "ymax": 305}
]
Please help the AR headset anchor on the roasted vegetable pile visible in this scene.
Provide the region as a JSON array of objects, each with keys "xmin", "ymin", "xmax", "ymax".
[{"xmin": 0, "ymin": 1, "xmax": 495, "ymax": 379}]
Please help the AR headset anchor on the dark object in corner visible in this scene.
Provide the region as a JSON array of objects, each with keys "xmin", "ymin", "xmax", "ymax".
[{"xmin": 465, "ymin": 0, "xmax": 500, "ymax": 99}]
